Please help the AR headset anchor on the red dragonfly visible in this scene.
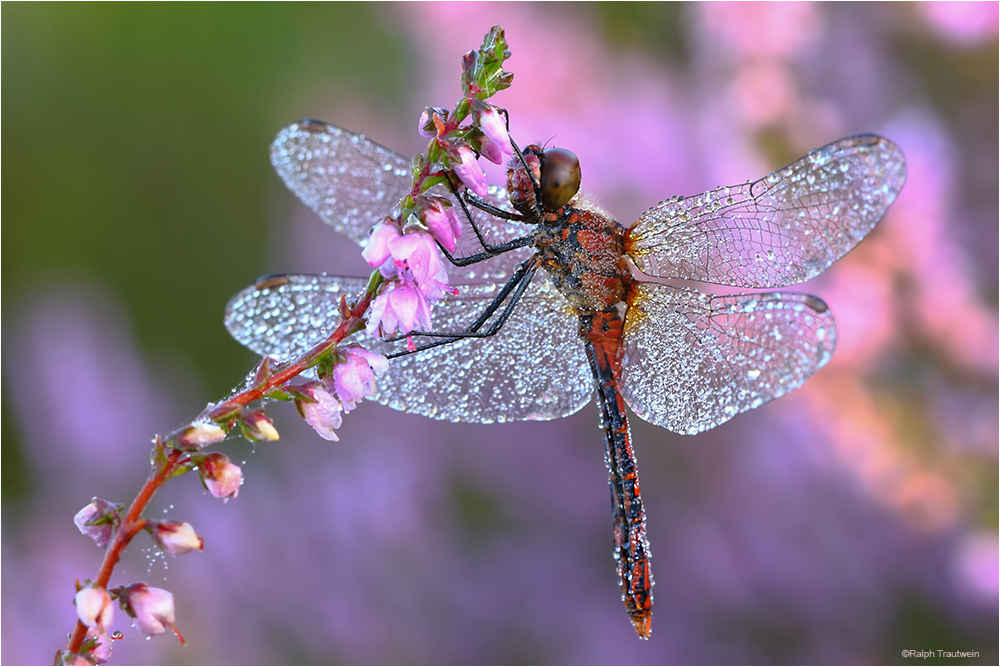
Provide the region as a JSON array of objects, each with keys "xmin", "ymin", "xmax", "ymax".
[{"xmin": 225, "ymin": 121, "xmax": 906, "ymax": 638}]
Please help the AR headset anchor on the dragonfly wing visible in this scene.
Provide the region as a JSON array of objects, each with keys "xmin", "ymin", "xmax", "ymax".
[
  {"xmin": 625, "ymin": 135, "xmax": 907, "ymax": 288},
  {"xmin": 271, "ymin": 121, "xmax": 412, "ymax": 246},
  {"xmin": 618, "ymin": 282, "xmax": 837, "ymax": 435},
  {"xmin": 370, "ymin": 277, "xmax": 594, "ymax": 423},
  {"xmin": 225, "ymin": 274, "xmax": 594, "ymax": 423},
  {"xmin": 271, "ymin": 120, "xmax": 534, "ymax": 281},
  {"xmin": 225, "ymin": 274, "xmax": 370, "ymax": 362}
]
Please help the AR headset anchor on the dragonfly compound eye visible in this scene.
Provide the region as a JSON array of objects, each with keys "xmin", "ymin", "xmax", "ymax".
[{"xmin": 540, "ymin": 147, "xmax": 581, "ymax": 211}]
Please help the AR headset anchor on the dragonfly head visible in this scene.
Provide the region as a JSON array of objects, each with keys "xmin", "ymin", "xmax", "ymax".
[
  {"xmin": 539, "ymin": 147, "xmax": 581, "ymax": 212},
  {"xmin": 508, "ymin": 145, "xmax": 582, "ymax": 216}
]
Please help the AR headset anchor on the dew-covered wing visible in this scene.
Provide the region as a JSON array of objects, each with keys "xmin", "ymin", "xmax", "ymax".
[
  {"xmin": 271, "ymin": 121, "xmax": 412, "ymax": 246},
  {"xmin": 225, "ymin": 274, "xmax": 369, "ymax": 362},
  {"xmin": 270, "ymin": 120, "xmax": 534, "ymax": 281},
  {"xmin": 625, "ymin": 135, "xmax": 907, "ymax": 288},
  {"xmin": 618, "ymin": 282, "xmax": 836, "ymax": 435},
  {"xmin": 225, "ymin": 274, "xmax": 593, "ymax": 423}
]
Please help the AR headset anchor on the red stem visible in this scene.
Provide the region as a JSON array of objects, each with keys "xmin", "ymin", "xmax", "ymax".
[{"xmin": 62, "ymin": 291, "xmax": 372, "ymax": 660}]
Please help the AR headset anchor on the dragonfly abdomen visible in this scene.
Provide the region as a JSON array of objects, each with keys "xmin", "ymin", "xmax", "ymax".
[{"xmin": 582, "ymin": 309, "xmax": 653, "ymax": 639}]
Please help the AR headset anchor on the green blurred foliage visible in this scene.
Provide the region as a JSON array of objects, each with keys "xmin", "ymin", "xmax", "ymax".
[
  {"xmin": 593, "ymin": 1, "xmax": 688, "ymax": 63},
  {"xmin": 1, "ymin": 3, "xmax": 409, "ymax": 499}
]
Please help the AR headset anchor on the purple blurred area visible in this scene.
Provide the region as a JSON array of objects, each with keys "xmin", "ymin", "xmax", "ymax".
[{"xmin": 3, "ymin": 3, "xmax": 997, "ymax": 664}]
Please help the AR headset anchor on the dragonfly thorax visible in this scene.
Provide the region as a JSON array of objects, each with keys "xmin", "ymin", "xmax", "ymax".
[{"xmin": 533, "ymin": 201, "xmax": 631, "ymax": 313}]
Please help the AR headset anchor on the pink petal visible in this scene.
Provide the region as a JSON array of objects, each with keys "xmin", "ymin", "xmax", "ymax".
[
  {"xmin": 388, "ymin": 231, "xmax": 442, "ymax": 285},
  {"xmin": 297, "ymin": 383, "xmax": 343, "ymax": 441},
  {"xmin": 344, "ymin": 346, "xmax": 389, "ymax": 376},
  {"xmin": 453, "ymin": 146, "xmax": 488, "ymax": 197},
  {"xmin": 387, "ymin": 282, "xmax": 421, "ymax": 334},
  {"xmin": 361, "ymin": 221, "xmax": 401, "ymax": 268},
  {"xmin": 423, "ymin": 199, "xmax": 462, "ymax": 252},
  {"xmin": 479, "ymin": 106, "xmax": 514, "ymax": 158},
  {"xmin": 74, "ymin": 502, "xmax": 114, "ymax": 549}
]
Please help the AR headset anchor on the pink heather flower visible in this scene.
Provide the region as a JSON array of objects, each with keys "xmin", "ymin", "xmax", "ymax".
[
  {"xmin": 242, "ymin": 412, "xmax": 279, "ymax": 441},
  {"xmin": 417, "ymin": 253, "xmax": 455, "ymax": 302},
  {"xmin": 60, "ymin": 653, "xmax": 94, "ymax": 666},
  {"xmin": 365, "ymin": 279, "xmax": 432, "ymax": 338},
  {"xmin": 120, "ymin": 583, "xmax": 183, "ymax": 642},
  {"xmin": 361, "ymin": 220, "xmax": 402, "ymax": 271},
  {"xmin": 420, "ymin": 197, "xmax": 462, "ymax": 253},
  {"xmin": 418, "ymin": 108, "xmax": 435, "ymax": 138},
  {"xmin": 83, "ymin": 627, "xmax": 113, "ymax": 665},
  {"xmin": 333, "ymin": 345, "xmax": 389, "ymax": 412},
  {"xmin": 478, "ymin": 135, "xmax": 504, "ymax": 166},
  {"xmin": 452, "ymin": 144, "xmax": 488, "ymax": 197},
  {"xmin": 74, "ymin": 500, "xmax": 115, "ymax": 549},
  {"xmin": 75, "ymin": 585, "xmax": 113, "ymax": 632},
  {"xmin": 198, "ymin": 452, "xmax": 243, "ymax": 500},
  {"xmin": 387, "ymin": 230, "xmax": 442, "ymax": 286},
  {"xmin": 418, "ymin": 107, "xmax": 448, "ymax": 138},
  {"xmin": 148, "ymin": 520, "xmax": 204, "ymax": 557},
  {"xmin": 295, "ymin": 381, "xmax": 343, "ymax": 441},
  {"xmin": 178, "ymin": 420, "xmax": 226, "ymax": 449},
  {"xmin": 477, "ymin": 106, "xmax": 514, "ymax": 164}
]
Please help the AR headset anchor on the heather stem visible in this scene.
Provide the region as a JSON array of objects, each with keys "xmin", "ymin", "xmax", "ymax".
[{"xmin": 61, "ymin": 290, "xmax": 373, "ymax": 660}]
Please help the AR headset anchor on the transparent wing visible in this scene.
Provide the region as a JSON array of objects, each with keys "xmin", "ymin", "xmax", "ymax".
[
  {"xmin": 271, "ymin": 121, "xmax": 411, "ymax": 245},
  {"xmin": 625, "ymin": 135, "xmax": 907, "ymax": 288},
  {"xmin": 225, "ymin": 274, "xmax": 370, "ymax": 362},
  {"xmin": 270, "ymin": 120, "xmax": 533, "ymax": 281},
  {"xmin": 225, "ymin": 274, "xmax": 593, "ymax": 423},
  {"xmin": 618, "ymin": 282, "xmax": 837, "ymax": 435}
]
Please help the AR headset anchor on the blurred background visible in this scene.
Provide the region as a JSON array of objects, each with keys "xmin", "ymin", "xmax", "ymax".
[{"xmin": 3, "ymin": 3, "xmax": 997, "ymax": 664}]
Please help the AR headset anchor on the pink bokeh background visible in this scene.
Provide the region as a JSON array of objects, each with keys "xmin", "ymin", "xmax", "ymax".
[{"xmin": 3, "ymin": 3, "xmax": 996, "ymax": 664}]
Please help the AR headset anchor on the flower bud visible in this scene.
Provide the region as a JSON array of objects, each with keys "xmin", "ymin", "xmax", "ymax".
[
  {"xmin": 118, "ymin": 583, "xmax": 184, "ymax": 643},
  {"xmin": 418, "ymin": 107, "xmax": 448, "ymax": 138},
  {"xmin": 178, "ymin": 420, "xmax": 226, "ymax": 449},
  {"xmin": 56, "ymin": 652, "xmax": 94, "ymax": 666},
  {"xmin": 361, "ymin": 220, "xmax": 402, "ymax": 271},
  {"xmin": 73, "ymin": 499, "xmax": 119, "ymax": 549},
  {"xmin": 147, "ymin": 520, "xmax": 204, "ymax": 557},
  {"xmin": 82, "ymin": 627, "xmax": 114, "ymax": 664},
  {"xmin": 75, "ymin": 585, "xmax": 113, "ymax": 632},
  {"xmin": 418, "ymin": 196, "xmax": 462, "ymax": 253},
  {"xmin": 476, "ymin": 106, "xmax": 513, "ymax": 164},
  {"xmin": 451, "ymin": 144, "xmax": 488, "ymax": 197},
  {"xmin": 241, "ymin": 412, "xmax": 279, "ymax": 442},
  {"xmin": 333, "ymin": 345, "xmax": 388, "ymax": 412},
  {"xmin": 477, "ymin": 135, "xmax": 504, "ymax": 166},
  {"xmin": 197, "ymin": 452, "xmax": 243, "ymax": 500},
  {"xmin": 295, "ymin": 382, "xmax": 343, "ymax": 441}
]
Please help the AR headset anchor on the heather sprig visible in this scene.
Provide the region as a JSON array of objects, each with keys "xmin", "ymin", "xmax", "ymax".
[{"xmin": 59, "ymin": 25, "xmax": 513, "ymax": 665}]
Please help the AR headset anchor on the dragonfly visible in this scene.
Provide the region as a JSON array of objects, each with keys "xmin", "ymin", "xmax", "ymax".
[{"xmin": 225, "ymin": 120, "xmax": 907, "ymax": 638}]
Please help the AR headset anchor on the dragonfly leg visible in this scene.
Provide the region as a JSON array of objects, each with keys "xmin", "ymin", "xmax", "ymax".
[
  {"xmin": 384, "ymin": 258, "xmax": 540, "ymax": 359},
  {"xmin": 430, "ymin": 180, "xmax": 534, "ymax": 267},
  {"xmin": 438, "ymin": 234, "xmax": 534, "ymax": 268},
  {"xmin": 463, "ymin": 191, "xmax": 524, "ymax": 222},
  {"xmin": 432, "ymin": 135, "xmax": 545, "ymax": 267}
]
